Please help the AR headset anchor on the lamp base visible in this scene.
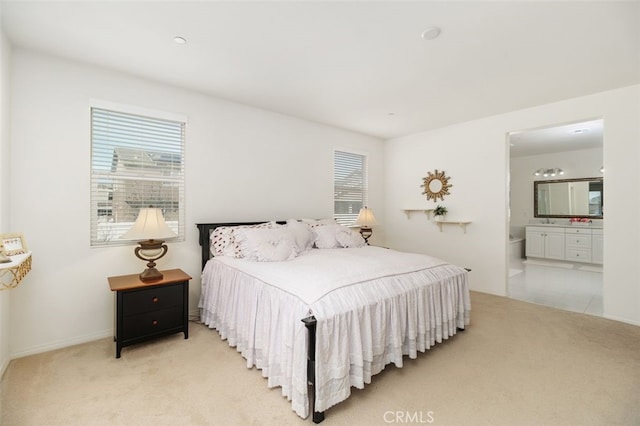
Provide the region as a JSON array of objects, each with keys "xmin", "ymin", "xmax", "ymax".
[
  {"xmin": 139, "ymin": 267, "xmax": 163, "ymax": 282},
  {"xmin": 134, "ymin": 239, "xmax": 169, "ymax": 282},
  {"xmin": 359, "ymin": 227, "xmax": 373, "ymax": 245}
]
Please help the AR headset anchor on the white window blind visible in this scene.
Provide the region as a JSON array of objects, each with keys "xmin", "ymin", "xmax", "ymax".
[
  {"xmin": 90, "ymin": 107, "xmax": 185, "ymax": 246},
  {"xmin": 334, "ymin": 150, "xmax": 368, "ymax": 226}
]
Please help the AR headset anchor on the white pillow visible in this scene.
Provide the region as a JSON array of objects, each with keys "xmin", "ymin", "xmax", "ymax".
[
  {"xmin": 210, "ymin": 222, "xmax": 276, "ymax": 258},
  {"xmin": 286, "ymin": 219, "xmax": 314, "ymax": 253},
  {"xmin": 336, "ymin": 227, "xmax": 366, "ymax": 248},
  {"xmin": 301, "ymin": 218, "xmax": 335, "ymax": 228},
  {"xmin": 313, "ymin": 224, "xmax": 366, "ymax": 249},
  {"xmin": 235, "ymin": 227, "xmax": 297, "ymax": 262},
  {"xmin": 312, "ymin": 224, "xmax": 343, "ymax": 249}
]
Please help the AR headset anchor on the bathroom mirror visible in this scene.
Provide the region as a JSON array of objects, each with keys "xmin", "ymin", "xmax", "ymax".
[{"xmin": 534, "ymin": 177, "xmax": 603, "ymax": 218}]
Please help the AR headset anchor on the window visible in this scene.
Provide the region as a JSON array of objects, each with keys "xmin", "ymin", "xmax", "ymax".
[
  {"xmin": 334, "ymin": 149, "xmax": 368, "ymax": 226},
  {"xmin": 90, "ymin": 107, "xmax": 185, "ymax": 246}
]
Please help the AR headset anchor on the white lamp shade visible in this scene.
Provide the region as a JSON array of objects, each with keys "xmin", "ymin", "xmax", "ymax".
[
  {"xmin": 120, "ymin": 208, "xmax": 177, "ymax": 241},
  {"xmin": 355, "ymin": 207, "xmax": 377, "ymax": 227}
]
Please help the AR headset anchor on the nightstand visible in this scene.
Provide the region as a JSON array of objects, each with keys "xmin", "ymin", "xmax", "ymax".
[{"xmin": 108, "ymin": 268, "xmax": 191, "ymax": 358}]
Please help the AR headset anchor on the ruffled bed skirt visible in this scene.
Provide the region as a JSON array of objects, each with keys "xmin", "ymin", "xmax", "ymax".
[{"xmin": 199, "ymin": 260, "xmax": 470, "ymax": 418}]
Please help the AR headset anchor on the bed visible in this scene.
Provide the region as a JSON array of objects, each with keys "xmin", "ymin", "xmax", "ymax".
[{"xmin": 197, "ymin": 220, "xmax": 470, "ymax": 423}]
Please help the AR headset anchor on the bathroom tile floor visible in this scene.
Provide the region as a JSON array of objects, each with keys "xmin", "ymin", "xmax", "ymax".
[{"xmin": 508, "ymin": 258, "xmax": 603, "ymax": 317}]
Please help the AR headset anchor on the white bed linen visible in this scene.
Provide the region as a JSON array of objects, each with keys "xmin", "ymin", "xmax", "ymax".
[{"xmin": 199, "ymin": 246, "xmax": 470, "ymax": 418}]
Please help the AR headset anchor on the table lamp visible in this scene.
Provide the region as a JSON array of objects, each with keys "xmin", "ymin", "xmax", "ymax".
[
  {"xmin": 120, "ymin": 207, "xmax": 177, "ymax": 281},
  {"xmin": 355, "ymin": 206, "xmax": 377, "ymax": 245}
]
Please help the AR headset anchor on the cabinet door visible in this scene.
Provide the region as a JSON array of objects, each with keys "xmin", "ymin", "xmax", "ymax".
[
  {"xmin": 545, "ymin": 232, "xmax": 565, "ymax": 260},
  {"xmin": 592, "ymin": 233, "xmax": 604, "ymax": 264},
  {"xmin": 526, "ymin": 232, "xmax": 545, "ymax": 258}
]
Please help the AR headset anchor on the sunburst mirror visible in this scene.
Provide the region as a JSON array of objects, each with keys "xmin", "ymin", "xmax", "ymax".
[{"xmin": 420, "ymin": 169, "xmax": 452, "ymax": 202}]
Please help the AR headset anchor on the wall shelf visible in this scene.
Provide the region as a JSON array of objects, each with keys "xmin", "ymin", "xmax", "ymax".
[
  {"xmin": 403, "ymin": 209, "xmax": 434, "ymax": 219},
  {"xmin": 0, "ymin": 252, "xmax": 32, "ymax": 290},
  {"xmin": 433, "ymin": 221, "xmax": 472, "ymax": 233},
  {"xmin": 403, "ymin": 209, "xmax": 472, "ymax": 233}
]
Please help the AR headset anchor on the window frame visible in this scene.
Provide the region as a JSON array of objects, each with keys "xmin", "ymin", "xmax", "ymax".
[
  {"xmin": 333, "ymin": 148, "xmax": 369, "ymax": 226},
  {"xmin": 90, "ymin": 101, "xmax": 186, "ymax": 247}
]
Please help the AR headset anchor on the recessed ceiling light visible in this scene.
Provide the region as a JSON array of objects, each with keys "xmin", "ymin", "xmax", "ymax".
[
  {"xmin": 421, "ymin": 27, "xmax": 441, "ymax": 40},
  {"xmin": 573, "ymin": 128, "xmax": 588, "ymax": 134},
  {"xmin": 173, "ymin": 36, "xmax": 187, "ymax": 45}
]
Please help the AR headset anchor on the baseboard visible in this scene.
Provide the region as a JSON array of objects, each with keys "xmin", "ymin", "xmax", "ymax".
[
  {"xmin": 189, "ymin": 309, "xmax": 201, "ymax": 322},
  {"xmin": 9, "ymin": 329, "xmax": 113, "ymax": 360},
  {"xmin": 602, "ymin": 314, "xmax": 640, "ymax": 327},
  {"xmin": 577, "ymin": 265, "xmax": 603, "ymax": 273},
  {"xmin": 9, "ymin": 311, "xmax": 202, "ymax": 360},
  {"xmin": 0, "ymin": 356, "xmax": 10, "ymax": 382},
  {"xmin": 523, "ymin": 259, "xmax": 574, "ymax": 269}
]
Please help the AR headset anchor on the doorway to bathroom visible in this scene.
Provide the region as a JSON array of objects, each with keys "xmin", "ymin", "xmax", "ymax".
[{"xmin": 507, "ymin": 119, "xmax": 603, "ymax": 317}]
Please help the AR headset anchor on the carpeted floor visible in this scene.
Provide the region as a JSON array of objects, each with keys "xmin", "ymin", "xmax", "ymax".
[{"xmin": 2, "ymin": 291, "xmax": 639, "ymax": 426}]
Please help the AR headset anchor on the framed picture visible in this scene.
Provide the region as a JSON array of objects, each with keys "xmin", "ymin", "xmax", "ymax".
[{"xmin": 0, "ymin": 233, "xmax": 28, "ymax": 256}]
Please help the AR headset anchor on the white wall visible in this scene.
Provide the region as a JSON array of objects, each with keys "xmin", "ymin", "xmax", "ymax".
[
  {"xmin": 384, "ymin": 85, "xmax": 640, "ymax": 326},
  {"xmin": 0, "ymin": 13, "xmax": 13, "ymax": 375},
  {"xmin": 510, "ymin": 147, "xmax": 603, "ymax": 237},
  {"xmin": 5, "ymin": 48, "xmax": 639, "ymax": 360},
  {"xmin": 8, "ymin": 49, "xmax": 384, "ymax": 357}
]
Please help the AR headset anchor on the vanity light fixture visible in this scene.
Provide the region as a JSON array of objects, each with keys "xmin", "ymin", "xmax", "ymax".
[{"xmin": 534, "ymin": 168, "xmax": 564, "ymax": 177}]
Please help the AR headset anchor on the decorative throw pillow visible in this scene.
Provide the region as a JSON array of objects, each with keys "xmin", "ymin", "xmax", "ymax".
[
  {"xmin": 235, "ymin": 227, "xmax": 297, "ymax": 262},
  {"xmin": 210, "ymin": 222, "xmax": 276, "ymax": 258},
  {"xmin": 210, "ymin": 226, "xmax": 234, "ymax": 257},
  {"xmin": 286, "ymin": 219, "xmax": 314, "ymax": 254},
  {"xmin": 312, "ymin": 224, "xmax": 366, "ymax": 249},
  {"xmin": 301, "ymin": 218, "xmax": 335, "ymax": 228},
  {"xmin": 312, "ymin": 224, "xmax": 344, "ymax": 249},
  {"xmin": 336, "ymin": 227, "xmax": 366, "ymax": 248}
]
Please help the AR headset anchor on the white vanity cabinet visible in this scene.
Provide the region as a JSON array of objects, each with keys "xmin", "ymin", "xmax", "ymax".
[
  {"xmin": 526, "ymin": 225, "xmax": 603, "ymax": 265},
  {"xmin": 526, "ymin": 226, "xmax": 565, "ymax": 260},
  {"xmin": 564, "ymin": 227, "xmax": 592, "ymax": 263}
]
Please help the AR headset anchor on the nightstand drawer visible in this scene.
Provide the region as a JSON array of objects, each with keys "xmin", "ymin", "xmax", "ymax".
[
  {"xmin": 122, "ymin": 307, "xmax": 183, "ymax": 340},
  {"xmin": 122, "ymin": 284, "xmax": 183, "ymax": 315}
]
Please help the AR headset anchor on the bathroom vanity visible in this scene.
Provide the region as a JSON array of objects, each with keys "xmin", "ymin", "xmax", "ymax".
[{"xmin": 525, "ymin": 224, "xmax": 603, "ymax": 265}]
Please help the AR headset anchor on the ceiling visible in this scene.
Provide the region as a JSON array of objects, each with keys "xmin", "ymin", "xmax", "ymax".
[
  {"xmin": 1, "ymin": 1, "xmax": 638, "ymax": 142},
  {"xmin": 509, "ymin": 118, "xmax": 603, "ymax": 158}
]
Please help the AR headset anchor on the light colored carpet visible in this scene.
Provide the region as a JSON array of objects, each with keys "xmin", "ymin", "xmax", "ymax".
[{"xmin": 2, "ymin": 291, "xmax": 639, "ymax": 426}]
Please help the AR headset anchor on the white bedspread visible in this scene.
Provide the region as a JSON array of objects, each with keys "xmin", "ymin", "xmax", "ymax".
[{"xmin": 199, "ymin": 246, "xmax": 470, "ymax": 418}]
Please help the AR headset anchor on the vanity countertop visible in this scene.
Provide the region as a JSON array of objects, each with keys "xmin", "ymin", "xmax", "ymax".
[{"xmin": 527, "ymin": 223, "xmax": 603, "ymax": 229}]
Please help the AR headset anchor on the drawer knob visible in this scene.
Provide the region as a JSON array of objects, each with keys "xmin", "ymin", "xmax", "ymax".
[
  {"xmin": 152, "ymin": 320, "xmax": 158, "ymax": 326},
  {"xmin": 152, "ymin": 297, "xmax": 159, "ymax": 303}
]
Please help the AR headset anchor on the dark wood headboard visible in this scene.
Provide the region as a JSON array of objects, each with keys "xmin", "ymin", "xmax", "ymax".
[{"xmin": 196, "ymin": 221, "xmax": 286, "ymax": 270}]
